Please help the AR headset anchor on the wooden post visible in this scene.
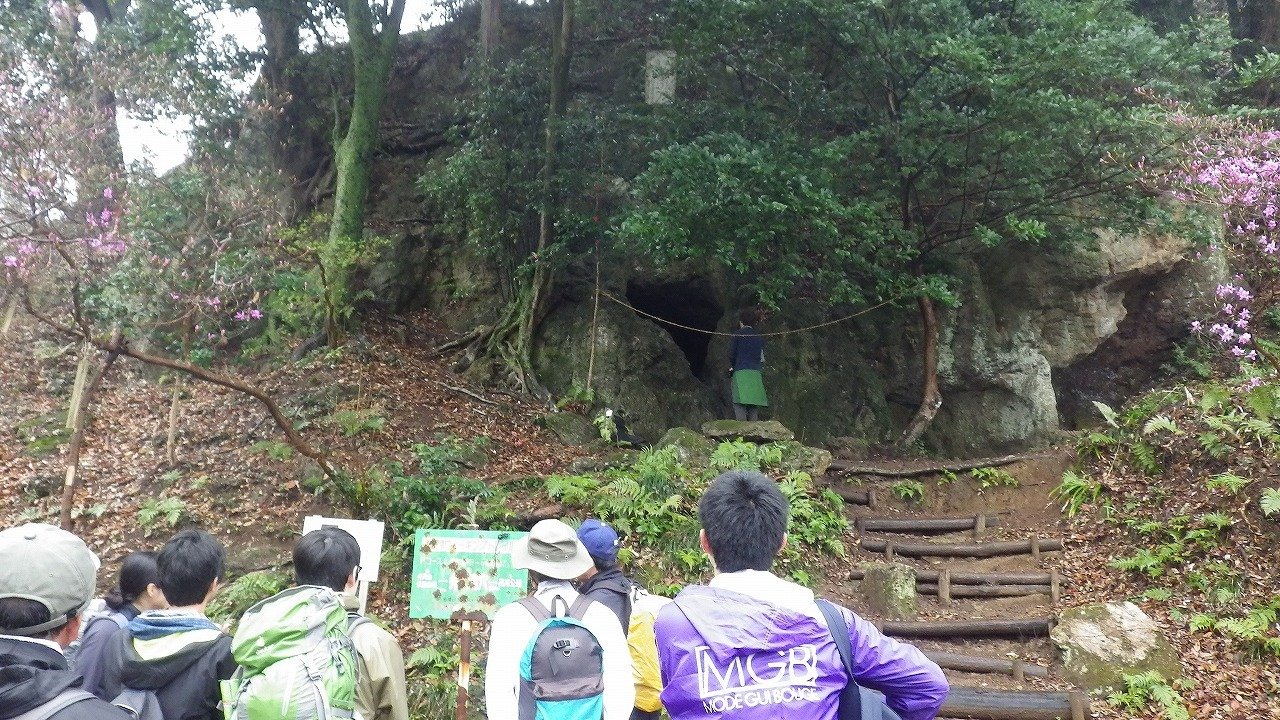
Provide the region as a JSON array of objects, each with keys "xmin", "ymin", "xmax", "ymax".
[
  {"xmin": 1069, "ymin": 690, "xmax": 1088, "ymax": 720},
  {"xmin": 973, "ymin": 513, "xmax": 987, "ymax": 540},
  {"xmin": 457, "ymin": 619, "xmax": 472, "ymax": 720},
  {"xmin": 66, "ymin": 347, "xmax": 90, "ymax": 429},
  {"xmin": 938, "ymin": 568, "xmax": 952, "ymax": 607},
  {"xmin": 867, "ymin": 488, "xmax": 878, "ymax": 510},
  {"xmin": 357, "ymin": 580, "xmax": 370, "ymax": 615},
  {"xmin": 1031, "ymin": 535, "xmax": 1042, "ymax": 563},
  {"xmin": 884, "ymin": 540, "xmax": 895, "ymax": 562},
  {"xmin": 1012, "ymin": 659, "xmax": 1025, "ymax": 682},
  {"xmin": 1049, "ymin": 568, "xmax": 1061, "ymax": 604},
  {"xmin": 0, "ymin": 294, "xmax": 16, "ymax": 336}
]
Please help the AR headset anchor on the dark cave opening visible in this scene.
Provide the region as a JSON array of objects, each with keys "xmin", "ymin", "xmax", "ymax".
[{"xmin": 626, "ymin": 278, "xmax": 724, "ymax": 378}]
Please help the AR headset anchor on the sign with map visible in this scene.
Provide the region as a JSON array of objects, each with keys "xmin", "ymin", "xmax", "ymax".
[{"xmin": 410, "ymin": 529, "xmax": 529, "ymax": 620}]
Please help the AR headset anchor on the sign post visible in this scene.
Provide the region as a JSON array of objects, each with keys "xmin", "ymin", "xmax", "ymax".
[{"xmin": 410, "ymin": 529, "xmax": 529, "ymax": 719}]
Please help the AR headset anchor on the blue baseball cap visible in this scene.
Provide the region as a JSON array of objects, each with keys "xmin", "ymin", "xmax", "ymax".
[{"xmin": 577, "ymin": 519, "xmax": 620, "ymax": 562}]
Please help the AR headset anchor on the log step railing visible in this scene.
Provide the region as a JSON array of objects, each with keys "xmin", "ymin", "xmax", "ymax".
[
  {"xmin": 940, "ymin": 687, "xmax": 1089, "ymax": 720},
  {"xmin": 861, "ymin": 537, "xmax": 1063, "ymax": 561},
  {"xmin": 855, "ymin": 514, "xmax": 1001, "ymax": 536},
  {"xmin": 851, "ymin": 567, "xmax": 1063, "ymax": 603},
  {"xmin": 877, "ymin": 617, "xmax": 1056, "ymax": 638},
  {"xmin": 922, "ymin": 651, "xmax": 1049, "ymax": 680}
]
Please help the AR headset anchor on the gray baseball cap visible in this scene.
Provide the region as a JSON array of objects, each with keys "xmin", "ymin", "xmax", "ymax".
[{"xmin": 0, "ymin": 523, "xmax": 100, "ymax": 635}]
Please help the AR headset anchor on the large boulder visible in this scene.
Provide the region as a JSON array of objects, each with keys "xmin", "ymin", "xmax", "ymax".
[
  {"xmin": 655, "ymin": 427, "xmax": 715, "ymax": 466},
  {"xmin": 773, "ymin": 440, "xmax": 833, "ymax": 477},
  {"xmin": 542, "ymin": 412, "xmax": 600, "ymax": 447},
  {"xmin": 858, "ymin": 563, "xmax": 918, "ymax": 620},
  {"xmin": 1051, "ymin": 601, "xmax": 1182, "ymax": 691}
]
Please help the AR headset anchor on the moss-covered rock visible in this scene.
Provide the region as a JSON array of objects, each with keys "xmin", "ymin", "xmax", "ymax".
[
  {"xmin": 701, "ymin": 420, "xmax": 795, "ymax": 443},
  {"xmin": 655, "ymin": 427, "xmax": 715, "ymax": 466},
  {"xmin": 542, "ymin": 412, "xmax": 601, "ymax": 447},
  {"xmin": 859, "ymin": 563, "xmax": 918, "ymax": 620},
  {"xmin": 1050, "ymin": 601, "xmax": 1181, "ymax": 692},
  {"xmin": 773, "ymin": 440, "xmax": 834, "ymax": 477},
  {"xmin": 15, "ymin": 410, "xmax": 71, "ymax": 457}
]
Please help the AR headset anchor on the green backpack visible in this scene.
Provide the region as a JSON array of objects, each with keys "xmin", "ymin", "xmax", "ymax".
[{"xmin": 221, "ymin": 586, "xmax": 358, "ymax": 720}]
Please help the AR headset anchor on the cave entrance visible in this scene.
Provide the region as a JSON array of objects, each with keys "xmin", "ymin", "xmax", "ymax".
[{"xmin": 626, "ymin": 278, "xmax": 723, "ymax": 378}]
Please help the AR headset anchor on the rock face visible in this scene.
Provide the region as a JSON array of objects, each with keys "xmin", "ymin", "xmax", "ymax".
[
  {"xmin": 655, "ymin": 427, "xmax": 715, "ymax": 465},
  {"xmin": 859, "ymin": 563, "xmax": 918, "ymax": 620},
  {"xmin": 701, "ymin": 420, "xmax": 795, "ymax": 443},
  {"xmin": 541, "ymin": 412, "xmax": 600, "ymax": 447},
  {"xmin": 1051, "ymin": 601, "xmax": 1182, "ymax": 691}
]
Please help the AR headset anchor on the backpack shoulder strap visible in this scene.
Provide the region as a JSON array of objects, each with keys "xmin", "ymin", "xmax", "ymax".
[
  {"xmin": 566, "ymin": 593, "xmax": 596, "ymax": 622},
  {"xmin": 11, "ymin": 689, "xmax": 97, "ymax": 720},
  {"xmin": 816, "ymin": 598, "xmax": 863, "ymax": 720},
  {"xmin": 347, "ymin": 612, "xmax": 371, "ymax": 635},
  {"xmin": 517, "ymin": 596, "xmax": 553, "ymax": 624}
]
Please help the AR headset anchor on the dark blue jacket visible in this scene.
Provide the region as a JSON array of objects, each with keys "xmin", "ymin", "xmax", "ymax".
[{"xmin": 729, "ymin": 327, "xmax": 764, "ymax": 372}]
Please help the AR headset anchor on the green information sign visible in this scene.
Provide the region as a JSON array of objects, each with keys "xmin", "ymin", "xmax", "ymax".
[{"xmin": 410, "ymin": 529, "xmax": 530, "ymax": 620}]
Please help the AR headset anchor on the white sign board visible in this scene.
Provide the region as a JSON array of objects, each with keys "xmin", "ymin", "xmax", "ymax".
[{"xmin": 301, "ymin": 516, "xmax": 386, "ymax": 583}]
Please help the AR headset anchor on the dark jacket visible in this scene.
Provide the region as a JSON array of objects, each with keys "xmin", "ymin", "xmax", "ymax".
[
  {"xmin": 729, "ymin": 327, "xmax": 764, "ymax": 372},
  {"xmin": 0, "ymin": 635, "xmax": 131, "ymax": 720},
  {"xmin": 74, "ymin": 605, "xmax": 140, "ymax": 698},
  {"xmin": 99, "ymin": 613, "xmax": 234, "ymax": 720},
  {"xmin": 577, "ymin": 566, "xmax": 633, "ymax": 632}
]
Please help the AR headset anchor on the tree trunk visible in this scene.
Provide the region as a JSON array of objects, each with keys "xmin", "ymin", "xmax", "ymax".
[
  {"xmin": 480, "ymin": 0, "xmax": 502, "ymax": 60},
  {"xmin": 898, "ymin": 294, "xmax": 941, "ymax": 447},
  {"xmin": 165, "ymin": 380, "xmax": 182, "ymax": 467},
  {"xmin": 59, "ymin": 343, "xmax": 120, "ymax": 530},
  {"xmin": 255, "ymin": 0, "xmax": 310, "ymax": 214},
  {"xmin": 77, "ymin": 0, "xmax": 128, "ymax": 199},
  {"xmin": 0, "ymin": 293, "xmax": 16, "ymax": 336},
  {"xmin": 324, "ymin": 0, "xmax": 407, "ymax": 346}
]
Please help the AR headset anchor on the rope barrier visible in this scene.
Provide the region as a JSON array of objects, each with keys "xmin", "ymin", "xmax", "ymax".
[{"xmin": 597, "ymin": 290, "xmax": 900, "ymax": 337}]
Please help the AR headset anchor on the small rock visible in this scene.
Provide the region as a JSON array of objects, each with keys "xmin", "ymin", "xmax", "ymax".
[
  {"xmin": 543, "ymin": 412, "xmax": 601, "ymax": 447},
  {"xmin": 22, "ymin": 476, "xmax": 61, "ymax": 500},
  {"xmin": 1051, "ymin": 601, "xmax": 1181, "ymax": 692},
  {"xmin": 568, "ymin": 451, "xmax": 634, "ymax": 474},
  {"xmin": 773, "ymin": 440, "xmax": 834, "ymax": 477},
  {"xmin": 829, "ymin": 436, "xmax": 871, "ymax": 461},
  {"xmin": 700, "ymin": 420, "xmax": 795, "ymax": 443}
]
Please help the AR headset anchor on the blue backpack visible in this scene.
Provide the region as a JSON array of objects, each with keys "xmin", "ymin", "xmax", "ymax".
[{"xmin": 517, "ymin": 595, "xmax": 605, "ymax": 720}]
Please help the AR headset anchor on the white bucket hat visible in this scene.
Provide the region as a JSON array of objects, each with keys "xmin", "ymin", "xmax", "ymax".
[{"xmin": 511, "ymin": 519, "xmax": 594, "ymax": 580}]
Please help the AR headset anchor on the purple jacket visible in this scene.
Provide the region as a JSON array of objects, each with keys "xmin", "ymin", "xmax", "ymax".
[{"xmin": 655, "ymin": 584, "xmax": 948, "ymax": 720}]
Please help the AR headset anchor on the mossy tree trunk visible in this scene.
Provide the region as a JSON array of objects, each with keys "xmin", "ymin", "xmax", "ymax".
[{"xmin": 323, "ymin": 0, "xmax": 407, "ymax": 346}]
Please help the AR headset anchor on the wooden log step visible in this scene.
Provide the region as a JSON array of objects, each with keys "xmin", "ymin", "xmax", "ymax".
[
  {"xmin": 829, "ymin": 485, "xmax": 878, "ymax": 508},
  {"xmin": 878, "ymin": 617, "xmax": 1055, "ymax": 638},
  {"xmin": 919, "ymin": 583, "xmax": 1053, "ymax": 598},
  {"xmin": 922, "ymin": 651, "xmax": 1050, "ymax": 680},
  {"xmin": 940, "ymin": 687, "xmax": 1089, "ymax": 720},
  {"xmin": 855, "ymin": 515, "xmax": 1001, "ymax": 533},
  {"xmin": 849, "ymin": 568, "xmax": 1056, "ymax": 586},
  {"xmin": 861, "ymin": 537, "xmax": 1063, "ymax": 559}
]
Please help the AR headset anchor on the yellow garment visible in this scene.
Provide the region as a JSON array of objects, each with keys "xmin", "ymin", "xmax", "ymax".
[{"xmin": 628, "ymin": 589, "xmax": 671, "ymax": 713}]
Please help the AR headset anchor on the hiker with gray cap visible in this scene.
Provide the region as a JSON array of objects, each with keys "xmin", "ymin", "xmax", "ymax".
[
  {"xmin": 484, "ymin": 519, "xmax": 634, "ymax": 720},
  {"xmin": 0, "ymin": 523, "xmax": 132, "ymax": 720}
]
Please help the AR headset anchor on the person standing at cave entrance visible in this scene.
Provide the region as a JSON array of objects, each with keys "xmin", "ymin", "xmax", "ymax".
[{"xmin": 728, "ymin": 308, "xmax": 768, "ymax": 421}]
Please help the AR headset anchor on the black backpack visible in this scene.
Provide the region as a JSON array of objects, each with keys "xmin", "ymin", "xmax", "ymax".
[{"xmin": 816, "ymin": 599, "xmax": 905, "ymax": 720}]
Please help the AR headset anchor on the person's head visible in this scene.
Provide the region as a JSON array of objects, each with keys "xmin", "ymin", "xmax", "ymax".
[
  {"xmin": 738, "ymin": 308, "xmax": 758, "ymax": 328},
  {"xmin": 156, "ymin": 529, "xmax": 224, "ymax": 608},
  {"xmin": 105, "ymin": 550, "xmax": 166, "ymax": 612},
  {"xmin": 697, "ymin": 470, "xmax": 789, "ymax": 573},
  {"xmin": 576, "ymin": 519, "xmax": 620, "ymax": 576},
  {"xmin": 513, "ymin": 519, "xmax": 594, "ymax": 582},
  {"xmin": 0, "ymin": 523, "xmax": 99, "ymax": 646},
  {"xmin": 294, "ymin": 526, "xmax": 361, "ymax": 592}
]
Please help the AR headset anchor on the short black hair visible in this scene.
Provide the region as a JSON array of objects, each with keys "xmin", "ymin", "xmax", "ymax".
[
  {"xmin": 738, "ymin": 308, "xmax": 759, "ymax": 327},
  {"xmin": 294, "ymin": 527, "xmax": 361, "ymax": 591},
  {"xmin": 0, "ymin": 597, "xmax": 72, "ymax": 639},
  {"xmin": 156, "ymin": 530, "xmax": 224, "ymax": 607},
  {"xmin": 105, "ymin": 551, "xmax": 160, "ymax": 611},
  {"xmin": 698, "ymin": 470, "xmax": 789, "ymax": 573}
]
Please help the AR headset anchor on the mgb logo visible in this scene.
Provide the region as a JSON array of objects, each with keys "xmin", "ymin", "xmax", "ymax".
[{"xmin": 694, "ymin": 644, "xmax": 819, "ymax": 698}]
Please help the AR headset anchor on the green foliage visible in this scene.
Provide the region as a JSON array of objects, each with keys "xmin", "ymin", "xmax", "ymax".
[
  {"xmin": 248, "ymin": 439, "xmax": 295, "ymax": 462},
  {"xmin": 709, "ymin": 440, "xmax": 784, "ymax": 472},
  {"xmin": 1187, "ymin": 600, "xmax": 1280, "ymax": 660},
  {"xmin": 328, "ymin": 407, "xmax": 387, "ymax": 437},
  {"xmin": 889, "ymin": 480, "xmax": 925, "ymax": 502},
  {"xmin": 1206, "ymin": 472, "xmax": 1250, "ymax": 495},
  {"xmin": 545, "ymin": 474, "xmax": 600, "ymax": 506},
  {"xmin": 327, "ymin": 437, "xmax": 508, "ymax": 543},
  {"xmin": 1261, "ymin": 488, "xmax": 1280, "ymax": 517},
  {"xmin": 1108, "ymin": 671, "xmax": 1190, "ymax": 720},
  {"xmin": 970, "ymin": 466, "xmax": 1019, "ymax": 489},
  {"xmin": 136, "ymin": 497, "xmax": 187, "ymax": 537},
  {"xmin": 206, "ymin": 569, "xmax": 291, "ymax": 627},
  {"xmin": 1053, "ymin": 469, "xmax": 1103, "ymax": 517},
  {"xmin": 1110, "ymin": 513, "xmax": 1231, "ymax": 578},
  {"xmin": 778, "ymin": 473, "xmax": 848, "ymax": 557}
]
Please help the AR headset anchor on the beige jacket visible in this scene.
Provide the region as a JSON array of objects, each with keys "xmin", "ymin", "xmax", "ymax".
[{"xmin": 342, "ymin": 594, "xmax": 410, "ymax": 720}]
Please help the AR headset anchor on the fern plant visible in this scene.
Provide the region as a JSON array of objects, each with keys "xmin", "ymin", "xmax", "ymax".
[
  {"xmin": 1206, "ymin": 472, "xmax": 1250, "ymax": 495},
  {"xmin": 1261, "ymin": 487, "xmax": 1280, "ymax": 517},
  {"xmin": 1053, "ymin": 469, "xmax": 1102, "ymax": 516},
  {"xmin": 1107, "ymin": 671, "xmax": 1189, "ymax": 720},
  {"xmin": 137, "ymin": 497, "xmax": 187, "ymax": 537}
]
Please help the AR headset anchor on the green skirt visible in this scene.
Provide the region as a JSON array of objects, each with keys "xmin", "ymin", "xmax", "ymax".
[{"xmin": 731, "ymin": 369, "xmax": 768, "ymax": 407}]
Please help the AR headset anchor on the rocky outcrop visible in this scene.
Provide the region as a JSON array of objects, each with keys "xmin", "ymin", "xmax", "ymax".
[{"xmin": 1051, "ymin": 601, "xmax": 1182, "ymax": 691}]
